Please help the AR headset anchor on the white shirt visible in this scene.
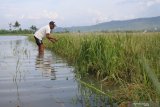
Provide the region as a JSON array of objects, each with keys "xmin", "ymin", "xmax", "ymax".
[{"xmin": 34, "ymin": 25, "xmax": 51, "ymax": 40}]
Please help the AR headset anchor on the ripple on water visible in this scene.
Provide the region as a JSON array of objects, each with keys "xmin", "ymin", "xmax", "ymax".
[{"xmin": 0, "ymin": 36, "xmax": 83, "ymax": 107}]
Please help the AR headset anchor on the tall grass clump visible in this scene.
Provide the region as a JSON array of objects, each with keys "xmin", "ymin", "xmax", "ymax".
[
  {"xmin": 44, "ymin": 33, "xmax": 82, "ymax": 63},
  {"xmin": 28, "ymin": 32, "xmax": 160, "ymax": 102}
]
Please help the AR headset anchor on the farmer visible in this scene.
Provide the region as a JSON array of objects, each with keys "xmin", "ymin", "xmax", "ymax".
[{"xmin": 34, "ymin": 21, "xmax": 57, "ymax": 54}]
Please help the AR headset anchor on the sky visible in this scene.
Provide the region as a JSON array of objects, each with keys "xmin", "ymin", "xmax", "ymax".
[{"xmin": 0, "ymin": 0, "xmax": 160, "ymax": 29}]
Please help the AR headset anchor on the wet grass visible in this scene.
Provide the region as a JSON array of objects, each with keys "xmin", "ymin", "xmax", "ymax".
[{"xmin": 28, "ymin": 32, "xmax": 160, "ymax": 104}]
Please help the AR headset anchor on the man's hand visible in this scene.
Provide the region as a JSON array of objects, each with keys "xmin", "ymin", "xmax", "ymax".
[
  {"xmin": 46, "ymin": 34, "xmax": 58, "ymax": 43},
  {"xmin": 50, "ymin": 38, "xmax": 58, "ymax": 43}
]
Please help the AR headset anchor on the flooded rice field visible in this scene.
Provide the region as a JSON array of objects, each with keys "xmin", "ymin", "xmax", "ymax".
[
  {"xmin": 0, "ymin": 36, "xmax": 111, "ymax": 107},
  {"xmin": 0, "ymin": 36, "xmax": 80, "ymax": 107}
]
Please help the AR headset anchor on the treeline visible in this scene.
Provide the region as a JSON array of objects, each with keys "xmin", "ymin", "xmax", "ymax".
[
  {"xmin": 0, "ymin": 29, "xmax": 33, "ymax": 34},
  {"xmin": 0, "ymin": 21, "xmax": 38, "ymax": 34}
]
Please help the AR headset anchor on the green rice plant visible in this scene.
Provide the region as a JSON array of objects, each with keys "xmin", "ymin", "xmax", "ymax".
[
  {"xmin": 139, "ymin": 56, "xmax": 160, "ymax": 95},
  {"xmin": 28, "ymin": 32, "xmax": 160, "ymax": 101}
]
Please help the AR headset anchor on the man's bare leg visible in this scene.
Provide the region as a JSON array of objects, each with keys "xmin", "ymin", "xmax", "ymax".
[{"xmin": 39, "ymin": 44, "xmax": 44, "ymax": 54}]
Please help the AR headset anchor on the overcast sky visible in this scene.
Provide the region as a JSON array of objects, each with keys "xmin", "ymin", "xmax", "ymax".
[{"xmin": 0, "ymin": 0, "xmax": 160, "ymax": 29}]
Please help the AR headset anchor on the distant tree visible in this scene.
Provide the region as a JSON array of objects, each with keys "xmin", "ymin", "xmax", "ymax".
[
  {"xmin": 30, "ymin": 25, "xmax": 38, "ymax": 33},
  {"xmin": 64, "ymin": 28, "xmax": 70, "ymax": 33},
  {"xmin": 13, "ymin": 21, "xmax": 21, "ymax": 30},
  {"xmin": 77, "ymin": 30, "xmax": 81, "ymax": 33},
  {"xmin": 19, "ymin": 28, "xmax": 22, "ymax": 31},
  {"xmin": 9, "ymin": 23, "xmax": 12, "ymax": 31}
]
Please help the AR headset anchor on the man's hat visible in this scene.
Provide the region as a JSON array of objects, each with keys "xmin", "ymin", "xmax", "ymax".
[{"xmin": 49, "ymin": 21, "xmax": 55, "ymax": 26}]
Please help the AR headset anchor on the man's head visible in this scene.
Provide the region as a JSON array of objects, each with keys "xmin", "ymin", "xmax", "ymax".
[{"xmin": 49, "ymin": 21, "xmax": 56, "ymax": 29}]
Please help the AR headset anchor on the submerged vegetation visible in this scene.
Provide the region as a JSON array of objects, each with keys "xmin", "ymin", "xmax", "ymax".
[{"xmin": 29, "ymin": 32, "xmax": 160, "ymax": 103}]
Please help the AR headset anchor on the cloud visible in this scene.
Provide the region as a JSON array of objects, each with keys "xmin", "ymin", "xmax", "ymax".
[
  {"xmin": 25, "ymin": 11, "xmax": 58, "ymax": 20},
  {"xmin": 4, "ymin": 10, "xmax": 59, "ymax": 20},
  {"xmin": 86, "ymin": 8, "xmax": 137, "ymax": 25},
  {"xmin": 0, "ymin": 0, "xmax": 160, "ymax": 29},
  {"xmin": 87, "ymin": 9, "xmax": 109, "ymax": 24},
  {"xmin": 120, "ymin": 0, "xmax": 160, "ymax": 7},
  {"xmin": 42, "ymin": 10, "xmax": 58, "ymax": 19},
  {"xmin": 131, "ymin": 0, "xmax": 160, "ymax": 9},
  {"xmin": 145, "ymin": 0, "xmax": 160, "ymax": 7}
]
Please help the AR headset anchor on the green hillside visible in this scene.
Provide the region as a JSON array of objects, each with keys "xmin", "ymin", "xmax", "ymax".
[{"xmin": 55, "ymin": 16, "xmax": 160, "ymax": 32}]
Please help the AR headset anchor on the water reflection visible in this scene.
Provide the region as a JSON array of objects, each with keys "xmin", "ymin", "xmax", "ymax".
[
  {"xmin": 12, "ymin": 39, "xmax": 24, "ymax": 107},
  {"xmin": 35, "ymin": 52, "xmax": 56, "ymax": 80},
  {"xmin": 1, "ymin": 36, "xmax": 108, "ymax": 107},
  {"xmin": 76, "ymin": 83, "xmax": 112, "ymax": 107},
  {"xmin": 13, "ymin": 73, "xmax": 22, "ymax": 107}
]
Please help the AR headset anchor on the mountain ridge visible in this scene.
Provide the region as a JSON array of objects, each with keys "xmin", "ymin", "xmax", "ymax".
[{"xmin": 55, "ymin": 16, "xmax": 160, "ymax": 32}]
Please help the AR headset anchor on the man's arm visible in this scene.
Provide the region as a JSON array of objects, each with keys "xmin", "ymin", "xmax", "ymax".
[{"xmin": 46, "ymin": 33, "xmax": 58, "ymax": 43}]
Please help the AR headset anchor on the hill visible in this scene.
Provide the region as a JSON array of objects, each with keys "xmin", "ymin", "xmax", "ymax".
[{"xmin": 55, "ymin": 16, "xmax": 160, "ymax": 32}]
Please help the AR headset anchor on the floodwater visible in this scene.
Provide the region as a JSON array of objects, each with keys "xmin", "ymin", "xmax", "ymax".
[
  {"xmin": 0, "ymin": 36, "xmax": 82, "ymax": 107},
  {"xmin": 0, "ymin": 36, "xmax": 113, "ymax": 107}
]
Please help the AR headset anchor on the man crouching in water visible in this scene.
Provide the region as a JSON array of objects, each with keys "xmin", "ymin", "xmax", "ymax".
[{"xmin": 34, "ymin": 21, "xmax": 57, "ymax": 54}]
